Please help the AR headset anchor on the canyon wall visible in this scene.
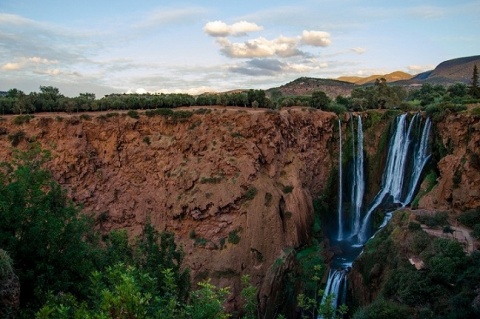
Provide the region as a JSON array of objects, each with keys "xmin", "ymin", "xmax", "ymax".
[
  {"xmin": 1, "ymin": 108, "xmax": 479, "ymax": 315},
  {"xmin": 0, "ymin": 108, "xmax": 337, "ymax": 315},
  {"xmin": 419, "ymin": 112, "xmax": 480, "ymax": 212}
]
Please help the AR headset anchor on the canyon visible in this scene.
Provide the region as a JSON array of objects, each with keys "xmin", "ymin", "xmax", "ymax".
[{"xmin": 0, "ymin": 107, "xmax": 479, "ymax": 316}]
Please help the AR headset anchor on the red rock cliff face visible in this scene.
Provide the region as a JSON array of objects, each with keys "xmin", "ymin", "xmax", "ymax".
[
  {"xmin": 419, "ymin": 113, "xmax": 480, "ymax": 212},
  {"xmin": 0, "ymin": 108, "xmax": 337, "ymax": 314}
]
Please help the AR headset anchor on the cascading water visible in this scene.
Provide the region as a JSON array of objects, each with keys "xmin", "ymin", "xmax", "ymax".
[
  {"xmin": 337, "ymin": 119, "xmax": 344, "ymax": 241},
  {"xmin": 357, "ymin": 113, "xmax": 431, "ymax": 243},
  {"xmin": 351, "ymin": 116, "xmax": 364, "ymax": 237},
  {"xmin": 319, "ymin": 113, "xmax": 431, "ymax": 317}
]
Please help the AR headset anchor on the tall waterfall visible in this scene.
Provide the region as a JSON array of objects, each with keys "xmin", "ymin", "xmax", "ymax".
[
  {"xmin": 320, "ymin": 113, "xmax": 431, "ymax": 317},
  {"xmin": 351, "ymin": 116, "xmax": 364, "ymax": 237},
  {"xmin": 337, "ymin": 120, "xmax": 344, "ymax": 241},
  {"xmin": 357, "ymin": 113, "xmax": 431, "ymax": 243}
]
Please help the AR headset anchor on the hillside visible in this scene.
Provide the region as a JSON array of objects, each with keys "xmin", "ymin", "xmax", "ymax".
[
  {"xmin": 405, "ymin": 55, "xmax": 480, "ymax": 85},
  {"xmin": 267, "ymin": 77, "xmax": 355, "ymax": 98},
  {"xmin": 337, "ymin": 71, "xmax": 413, "ymax": 85}
]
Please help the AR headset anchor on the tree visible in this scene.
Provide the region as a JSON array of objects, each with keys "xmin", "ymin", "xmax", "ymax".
[
  {"xmin": 469, "ymin": 64, "xmax": 480, "ymax": 98},
  {"xmin": 0, "ymin": 144, "xmax": 100, "ymax": 312},
  {"xmin": 310, "ymin": 91, "xmax": 330, "ymax": 109}
]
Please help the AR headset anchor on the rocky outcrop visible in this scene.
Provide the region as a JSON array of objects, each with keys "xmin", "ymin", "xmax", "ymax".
[
  {"xmin": 0, "ymin": 107, "xmax": 337, "ymax": 313},
  {"xmin": 419, "ymin": 112, "xmax": 480, "ymax": 212}
]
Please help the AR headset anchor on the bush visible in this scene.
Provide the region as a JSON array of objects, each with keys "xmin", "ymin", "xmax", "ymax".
[
  {"xmin": 228, "ymin": 229, "xmax": 241, "ymax": 244},
  {"xmin": 282, "ymin": 185, "xmax": 294, "ymax": 193},
  {"xmin": 353, "ymin": 298, "xmax": 412, "ymax": 319},
  {"xmin": 127, "ymin": 110, "xmax": 139, "ymax": 119},
  {"xmin": 79, "ymin": 114, "xmax": 91, "ymax": 121},
  {"xmin": 458, "ymin": 208, "xmax": 480, "ymax": 227},
  {"xmin": 8, "ymin": 130, "xmax": 26, "ymax": 146},
  {"xmin": 245, "ymin": 186, "xmax": 257, "ymax": 200},
  {"xmin": 13, "ymin": 115, "xmax": 34, "ymax": 125}
]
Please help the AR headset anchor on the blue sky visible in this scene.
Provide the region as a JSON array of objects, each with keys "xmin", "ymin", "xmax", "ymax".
[{"xmin": 1, "ymin": 0, "xmax": 479, "ymax": 97}]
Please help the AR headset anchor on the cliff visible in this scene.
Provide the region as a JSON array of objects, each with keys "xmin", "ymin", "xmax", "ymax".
[
  {"xmin": 0, "ymin": 108, "xmax": 337, "ymax": 315},
  {"xmin": 419, "ymin": 112, "xmax": 480, "ymax": 212}
]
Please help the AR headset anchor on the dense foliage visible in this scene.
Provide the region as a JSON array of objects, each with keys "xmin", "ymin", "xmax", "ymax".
[
  {"xmin": 0, "ymin": 145, "xmax": 257, "ymax": 318},
  {"xmin": 353, "ymin": 211, "xmax": 480, "ymax": 319}
]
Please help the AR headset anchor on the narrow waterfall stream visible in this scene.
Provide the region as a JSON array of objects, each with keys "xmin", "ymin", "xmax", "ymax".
[
  {"xmin": 337, "ymin": 119, "xmax": 344, "ymax": 241},
  {"xmin": 319, "ymin": 113, "xmax": 432, "ymax": 318}
]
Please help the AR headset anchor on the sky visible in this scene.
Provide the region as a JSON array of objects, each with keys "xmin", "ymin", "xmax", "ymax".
[{"xmin": 1, "ymin": 0, "xmax": 479, "ymax": 97}]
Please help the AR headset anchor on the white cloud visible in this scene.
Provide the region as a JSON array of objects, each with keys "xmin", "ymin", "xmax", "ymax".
[
  {"xmin": 351, "ymin": 47, "xmax": 366, "ymax": 54},
  {"xmin": 1, "ymin": 62, "xmax": 21, "ymax": 71},
  {"xmin": 300, "ymin": 30, "xmax": 331, "ymax": 47},
  {"xmin": 28, "ymin": 56, "xmax": 59, "ymax": 64},
  {"xmin": 1, "ymin": 56, "xmax": 60, "ymax": 71},
  {"xmin": 204, "ymin": 20, "xmax": 263, "ymax": 37},
  {"xmin": 217, "ymin": 36, "xmax": 304, "ymax": 58},
  {"xmin": 229, "ymin": 58, "xmax": 329, "ymax": 76}
]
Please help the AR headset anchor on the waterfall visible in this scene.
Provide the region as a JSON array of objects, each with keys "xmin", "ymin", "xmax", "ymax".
[
  {"xmin": 319, "ymin": 113, "xmax": 431, "ymax": 317},
  {"xmin": 319, "ymin": 269, "xmax": 347, "ymax": 318},
  {"xmin": 357, "ymin": 113, "xmax": 431, "ymax": 243},
  {"xmin": 351, "ymin": 116, "xmax": 364, "ymax": 237},
  {"xmin": 337, "ymin": 119, "xmax": 344, "ymax": 241},
  {"xmin": 403, "ymin": 117, "xmax": 432, "ymax": 205}
]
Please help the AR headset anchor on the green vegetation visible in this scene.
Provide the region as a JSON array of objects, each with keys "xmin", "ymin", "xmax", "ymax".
[
  {"xmin": 200, "ymin": 176, "xmax": 223, "ymax": 184},
  {"xmin": 127, "ymin": 109, "xmax": 139, "ymax": 119},
  {"xmin": 459, "ymin": 207, "xmax": 480, "ymax": 239},
  {"xmin": 8, "ymin": 130, "xmax": 26, "ymax": 146},
  {"xmin": 0, "ymin": 145, "xmax": 261, "ymax": 318},
  {"xmin": 352, "ymin": 211, "xmax": 480, "ymax": 318},
  {"xmin": 282, "ymin": 185, "xmax": 294, "ymax": 194},
  {"xmin": 13, "ymin": 114, "xmax": 34, "ymax": 125},
  {"xmin": 244, "ymin": 186, "xmax": 258, "ymax": 200},
  {"xmin": 228, "ymin": 229, "xmax": 241, "ymax": 244}
]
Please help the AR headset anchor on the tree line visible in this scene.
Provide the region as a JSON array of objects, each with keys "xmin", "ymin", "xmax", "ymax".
[
  {"xmin": 2, "ymin": 64, "xmax": 479, "ymax": 116},
  {"xmin": 0, "ymin": 87, "xmax": 271, "ymax": 115}
]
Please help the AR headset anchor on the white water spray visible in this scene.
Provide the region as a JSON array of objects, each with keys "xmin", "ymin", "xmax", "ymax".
[{"xmin": 337, "ymin": 119, "xmax": 344, "ymax": 241}]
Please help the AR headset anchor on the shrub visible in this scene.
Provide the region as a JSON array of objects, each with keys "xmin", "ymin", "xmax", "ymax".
[
  {"xmin": 127, "ymin": 110, "xmax": 139, "ymax": 119},
  {"xmin": 13, "ymin": 114, "xmax": 34, "ymax": 125},
  {"xmin": 228, "ymin": 229, "xmax": 241, "ymax": 244},
  {"xmin": 245, "ymin": 186, "xmax": 257, "ymax": 200},
  {"xmin": 79, "ymin": 114, "xmax": 91, "ymax": 121},
  {"xmin": 200, "ymin": 176, "xmax": 223, "ymax": 184},
  {"xmin": 143, "ymin": 136, "xmax": 151, "ymax": 145},
  {"xmin": 8, "ymin": 130, "xmax": 26, "ymax": 146},
  {"xmin": 458, "ymin": 208, "xmax": 480, "ymax": 227},
  {"xmin": 282, "ymin": 185, "xmax": 294, "ymax": 194}
]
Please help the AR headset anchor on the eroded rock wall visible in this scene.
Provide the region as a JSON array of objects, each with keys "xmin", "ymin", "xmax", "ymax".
[
  {"xmin": 419, "ymin": 113, "xmax": 480, "ymax": 211},
  {"xmin": 0, "ymin": 108, "xmax": 337, "ymax": 314}
]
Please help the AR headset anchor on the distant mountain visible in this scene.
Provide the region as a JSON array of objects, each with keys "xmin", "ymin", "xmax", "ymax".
[
  {"xmin": 406, "ymin": 55, "xmax": 480, "ymax": 85},
  {"xmin": 267, "ymin": 77, "xmax": 355, "ymax": 98},
  {"xmin": 267, "ymin": 55, "xmax": 480, "ymax": 98},
  {"xmin": 338, "ymin": 71, "xmax": 413, "ymax": 85}
]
